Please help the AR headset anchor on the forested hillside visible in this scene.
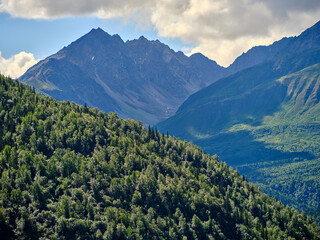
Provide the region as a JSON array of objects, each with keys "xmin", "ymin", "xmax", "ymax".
[{"xmin": 1, "ymin": 74, "xmax": 319, "ymax": 239}]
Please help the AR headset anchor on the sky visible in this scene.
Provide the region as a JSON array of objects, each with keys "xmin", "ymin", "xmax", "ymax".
[{"xmin": 0, "ymin": 0, "xmax": 320, "ymax": 78}]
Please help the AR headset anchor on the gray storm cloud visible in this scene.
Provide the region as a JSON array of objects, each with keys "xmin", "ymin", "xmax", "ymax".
[{"xmin": 1, "ymin": 0, "xmax": 320, "ymax": 66}]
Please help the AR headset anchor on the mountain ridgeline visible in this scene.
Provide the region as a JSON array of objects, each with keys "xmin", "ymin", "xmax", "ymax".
[
  {"xmin": 19, "ymin": 28, "xmax": 230, "ymax": 125},
  {"xmin": 157, "ymin": 20, "xmax": 320, "ymax": 221},
  {"xmin": 19, "ymin": 22, "xmax": 320, "ymax": 126},
  {"xmin": 1, "ymin": 74, "xmax": 320, "ymax": 239},
  {"xmin": 228, "ymin": 20, "xmax": 320, "ymax": 73}
]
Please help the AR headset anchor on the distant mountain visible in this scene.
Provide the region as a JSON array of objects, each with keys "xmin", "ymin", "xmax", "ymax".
[
  {"xmin": 228, "ymin": 20, "xmax": 320, "ymax": 73},
  {"xmin": 19, "ymin": 28, "xmax": 230, "ymax": 125},
  {"xmin": 228, "ymin": 37, "xmax": 293, "ymax": 73},
  {"xmin": 157, "ymin": 20, "xmax": 320, "ymax": 220}
]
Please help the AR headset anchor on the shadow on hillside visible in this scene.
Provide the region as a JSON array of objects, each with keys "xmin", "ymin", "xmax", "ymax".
[{"xmin": 195, "ymin": 130, "xmax": 315, "ymax": 167}]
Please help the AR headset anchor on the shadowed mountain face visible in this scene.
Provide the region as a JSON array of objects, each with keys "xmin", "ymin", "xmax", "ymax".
[
  {"xmin": 228, "ymin": 37, "xmax": 293, "ymax": 73},
  {"xmin": 19, "ymin": 28, "xmax": 230, "ymax": 125},
  {"xmin": 157, "ymin": 20, "xmax": 320, "ymax": 220}
]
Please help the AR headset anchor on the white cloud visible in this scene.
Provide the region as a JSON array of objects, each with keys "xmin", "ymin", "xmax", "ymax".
[
  {"xmin": 0, "ymin": 51, "xmax": 39, "ymax": 79},
  {"xmin": 1, "ymin": 0, "xmax": 320, "ymax": 66}
]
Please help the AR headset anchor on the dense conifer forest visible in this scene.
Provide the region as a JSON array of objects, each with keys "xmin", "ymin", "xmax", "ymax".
[{"xmin": 0, "ymin": 74, "xmax": 319, "ymax": 239}]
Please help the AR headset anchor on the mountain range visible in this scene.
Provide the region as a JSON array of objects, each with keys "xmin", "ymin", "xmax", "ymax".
[
  {"xmin": 19, "ymin": 28, "xmax": 230, "ymax": 125},
  {"xmin": 18, "ymin": 20, "xmax": 320, "ymax": 221},
  {"xmin": 20, "ymin": 26, "xmax": 302, "ymax": 126}
]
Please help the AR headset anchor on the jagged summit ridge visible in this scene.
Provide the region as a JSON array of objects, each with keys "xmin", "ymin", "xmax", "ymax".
[{"xmin": 20, "ymin": 28, "xmax": 229, "ymax": 125}]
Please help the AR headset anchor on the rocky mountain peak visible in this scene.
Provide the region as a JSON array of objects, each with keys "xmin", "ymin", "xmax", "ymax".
[{"xmin": 19, "ymin": 28, "xmax": 229, "ymax": 125}]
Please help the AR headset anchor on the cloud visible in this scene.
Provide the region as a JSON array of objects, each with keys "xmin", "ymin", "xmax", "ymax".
[
  {"xmin": 0, "ymin": 51, "xmax": 39, "ymax": 78},
  {"xmin": 149, "ymin": 0, "xmax": 320, "ymax": 65},
  {"xmin": 1, "ymin": 0, "xmax": 320, "ymax": 66},
  {"xmin": 0, "ymin": 0, "xmax": 152, "ymax": 19}
]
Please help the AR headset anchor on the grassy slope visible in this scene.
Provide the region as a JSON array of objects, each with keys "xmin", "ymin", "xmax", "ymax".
[{"xmin": 232, "ymin": 64, "xmax": 320, "ymax": 221}]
